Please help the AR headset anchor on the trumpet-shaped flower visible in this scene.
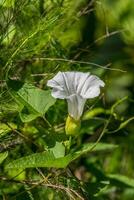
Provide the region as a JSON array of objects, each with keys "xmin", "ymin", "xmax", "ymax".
[{"xmin": 47, "ymin": 71, "xmax": 105, "ymax": 121}]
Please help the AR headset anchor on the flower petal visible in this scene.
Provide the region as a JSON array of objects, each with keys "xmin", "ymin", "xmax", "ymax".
[
  {"xmin": 63, "ymin": 72, "xmax": 76, "ymax": 94},
  {"xmin": 61, "ymin": 71, "xmax": 90, "ymax": 94},
  {"xmin": 47, "ymin": 71, "xmax": 69, "ymax": 99},
  {"xmin": 47, "ymin": 71, "xmax": 65, "ymax": 90},
  {"xmin": 67, "ymin": 94, "xmax": 86, "ymax": 120},
  {"xmin": 75, "ymin": 72, "xmax": 90, "ymax": 94},
  {"xmin": 47, "ymin": 71, "xmax": 105, "ymax": 120},
  {"xmin": 80, "ymin": 75, "xmax": 105, "ymax": 99},
  {"xmin": 51, "ymin": 88, "xmax": 67, "ymax": 99}
]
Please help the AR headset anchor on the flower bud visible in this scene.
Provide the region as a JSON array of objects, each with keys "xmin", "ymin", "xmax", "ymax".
[{"xmin": 65, "ymin": 115, "xmax": 81, "ymax": 136}]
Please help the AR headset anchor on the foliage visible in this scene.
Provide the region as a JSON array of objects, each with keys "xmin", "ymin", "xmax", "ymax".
[{"xmin": 0, "ymin": 0, "xmax": 134, "ymax": 199}]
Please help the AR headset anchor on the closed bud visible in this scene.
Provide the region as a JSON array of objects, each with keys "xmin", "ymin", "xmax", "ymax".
[{"xmin": 65, "ymin": 115, "xmax": 81, "ymax": 136}]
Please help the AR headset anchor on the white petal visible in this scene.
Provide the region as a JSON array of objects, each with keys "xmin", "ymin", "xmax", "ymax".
[
  {"xmin": 51, "ymin": 88, "xmax": 67, "ymax": 99},
  {"xmin": 47, "ymin": 71, "xmax": 70, "ymax": 99},
  {"xmin": 75, "ymin": 72, "xmax": 90, "ymax": 94},
  {"xmin": 47, "ymin": 71, "xmax": 89, "ymax": 99},
  {"xmin": 47, "ymin": 71, "xmax": 65, "ymax": 90},
  {"xmin": 47, "ymin": 71, "xmax": 105, "ymax": 120},
  {"xmin": 80, "ymin": 75, "xmax": 105, "ymax": 99},
  {"xmin": 62, "ymin": 71, "xmax": 90, "ymax": 94},
  {"xmin": 61, "ymin": 72, "xmax": 75, "ymax": 94},
  {"xmin": 67, "ymin": 94, "xmax": 86, "ymax": 120}
]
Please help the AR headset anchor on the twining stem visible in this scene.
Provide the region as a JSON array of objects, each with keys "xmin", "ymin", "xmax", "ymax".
[{"xmin": 84, "ymin": 96, "xmax": 128, "ymax": 154}]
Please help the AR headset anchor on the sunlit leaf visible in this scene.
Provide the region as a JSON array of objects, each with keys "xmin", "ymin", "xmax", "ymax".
[
  {"xmin": 50, "ymin": 142, "xmax": 65, "ymax": 158},
  {"xmin": 19, "ymin": 106, "xmax": 39, "ymax": 122},
  {"xmin": 0, "ymin": 151, "xmax": 8, "ymax": 164},
  {"xmin": 82, "ymin": 107, "xmax": 110, "ymax": 121},
  {"xmin": 8, "ymin": 80, "xmax": 56, "ymax": 122},
  {"xmin": 6, "ymin": 143, "xmax": 117, "ymax": 169},
  {"xmin": 0, "ymin": 0, "xmax": 15, "ymax": 7},
  {"xmin": 0, "ymin": 123, "xmax": 17, "ymax": 138},
  {"xmin": 2, "ymin": 24, "xmax": 16, "ymax": 45}
]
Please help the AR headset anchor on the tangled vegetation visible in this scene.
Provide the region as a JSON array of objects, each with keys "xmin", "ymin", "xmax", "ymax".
[{"xmin": 0, "ymin": 0, "xmax": 134, "ymax": 199}]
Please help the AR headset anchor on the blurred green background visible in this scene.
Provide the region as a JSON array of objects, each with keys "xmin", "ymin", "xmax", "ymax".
[{"xmin": 0, "ymin": 0, "xmax": 134, "ymax": 199}]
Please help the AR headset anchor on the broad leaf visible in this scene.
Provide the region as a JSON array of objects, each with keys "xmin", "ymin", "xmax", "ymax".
[
  {"xmin": 6, "ymin": 151, "xmax": 71, "ymax": 169},
  {"xmin": 8, "ymin": 80, "xmax": 56, "ymax": 122},
  {"xmin": 6, "ymin": 143, "xmax": 117, "ymax": 169},
  {"xmin": 50, "ymin": 142, "xmax": 65, "ymax": 158},
  {"xmin": 19, "ymin": 106, "xmax": 39, "ymax": 122}
]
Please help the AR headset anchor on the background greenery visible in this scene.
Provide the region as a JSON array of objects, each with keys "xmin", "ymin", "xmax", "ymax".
[{"xmin": 0, "ymin": 0, "xmax": 134, "ymax": 199}]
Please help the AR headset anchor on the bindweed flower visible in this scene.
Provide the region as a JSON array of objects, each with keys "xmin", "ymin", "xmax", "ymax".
[{"xmin": 47, "ymin": 71, "xmax": 105, "ymax": 135}]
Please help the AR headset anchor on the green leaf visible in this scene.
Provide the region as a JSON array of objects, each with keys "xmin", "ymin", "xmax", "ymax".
[
  {"xmin": 118, "ymin": 117, "xmax": 134, "ymax": 129},
  {"xmin": 0, "ymin": 0, "xmax": 15, "ymax": 7},
  {"xmin": 107, "ymin": 174, "xmax": 134, "ymax": 188},
  {"xmin": 5, "ymin": 151, "xmax": 71, "ymax": 169},
  {"xmin": 0, "ymin": 123, "xmax": 17, "ymax": 138},
  {"xmin": 74, "ymin": 142, "xmax": 118, "ymax": 158},
  {"xmin": 0, "ymin": 151, "xmax": 8, "ymax": 164},
  {"xmin": 82, "ymin": 108, "xmax": 110, "ymax": 121},
  {"xmin": 50, "ymin": 142, "xmax": 65, "ymax": 158},
  {"xmin": 19, "ymin": 106, "xmax": 39, "ymax": 122},
  {"xmin": 2, "ymin": 24, "xmax": 16, "ymax": 45},
  {"xmin": 8, "ymin": 80, "xmax": 56, "ymax": 122},
  {"xmin": 6, "ymin": 143, "xmax": 117, "ymax": 169},
  {"xmin": 94, "ymin": 182, "xmax": 110, "ymax": 197}
]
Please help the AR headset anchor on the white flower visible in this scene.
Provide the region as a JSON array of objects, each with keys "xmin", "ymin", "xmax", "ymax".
[{"xmin": 47, "ymin": 71, "xmax": 105, "ymax": 120}]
